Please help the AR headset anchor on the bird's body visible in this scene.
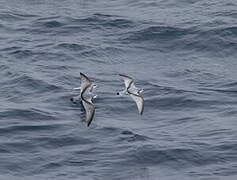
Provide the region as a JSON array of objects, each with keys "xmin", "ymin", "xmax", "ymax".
[
  {"xmin": 118, "ymin": 74, "xmax": 144, "ymax": 115},
  {"xmin": 81, "ymin": 83, "xmax": 96, "ymax": 127}
]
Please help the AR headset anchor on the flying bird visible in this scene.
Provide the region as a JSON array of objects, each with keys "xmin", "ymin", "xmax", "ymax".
[
  {"xmin": 71, "ymin": 72, "xmax": 96, "ymax": 126},
  {"xmin": 118, "ymin": 74, "xmax": 144, "ymax": 115}
]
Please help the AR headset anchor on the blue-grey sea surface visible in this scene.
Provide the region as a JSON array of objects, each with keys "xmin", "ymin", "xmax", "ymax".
[{"xmin": 0, "ymin": 0, "xmax": 237, "ymax": 179}]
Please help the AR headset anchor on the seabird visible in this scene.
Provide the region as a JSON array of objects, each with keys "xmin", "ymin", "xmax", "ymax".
[
  {"xmin": 118, "ymin": 74, "xmax": 144, "ymax": 115},
  {"xmin": 71, "ymin": 72, "xmax": 96, "ymax": 126}
]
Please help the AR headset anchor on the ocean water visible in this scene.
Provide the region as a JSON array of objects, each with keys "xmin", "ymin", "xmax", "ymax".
[{"xmin": 0, "ymin": 0, "xmax": 237, "ymax": 179}]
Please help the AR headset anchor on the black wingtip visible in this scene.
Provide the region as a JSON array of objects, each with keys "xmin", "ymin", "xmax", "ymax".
[{"xmin": 87, "ymin": 121, "xmax": 92, "ymax": 127}]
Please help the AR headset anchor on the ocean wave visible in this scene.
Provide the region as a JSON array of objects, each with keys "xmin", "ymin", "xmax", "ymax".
[
  {"xmin": 36, "ymin": 136, "xmax": 95, "ymax": 149},
  {"xmin": 69, "ymin": 13, "xmax": 134, "ymax": 29},
  {"xmin": 124, "ymin": 26, "xmax": 190, "ymax": 42},
  {"xmin": 41, "ymin": 20, "xmax": 64, "ymax": 28},
  {"xmin": 5, "ymin": 74, "xmax": 60, "ymax": 92},
  {"xmin": 0, "ymin": 108, "xmax": 56, "ymax": 121},
  {"xmin": 127, "ymin": 145, "xmax": 224, "ymax": 167},
  {"xmin": 118, "ymin": 130, "xmax": 151, "ymax": 142},
  {"xmin": 0, "ymin": 46, "xmax": 21, "ymax": 52},
  {"xmin": 56, "ymin": 43, "xmax": 89, "ymax": 51},
  {"xmin": 0, "ymin": 11, "xmax": 37, "ymax": 21},
  {"xmin": 29, "ymin": 13, "xmax": 135, "ymax": 35},
  {"xmin": 122, "ymin": 25, "xmax": 237, "ymax": 55},
  {"xmin": 10, "ymin": 49, "xmax": 33, "ymax": 57}
]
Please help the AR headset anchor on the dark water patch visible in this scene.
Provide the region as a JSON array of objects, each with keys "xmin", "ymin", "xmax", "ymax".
[
  {"xmin": 10, "ymin": 49, "xmax": 33, "ymax": 58},
  {"xmin": 199, "ymin": 128, "xmax": 233, "ymax": 138},
  {"xmin": 0, "ymin": 64, "xmax": 11, "ymax": 73},
  {"xmin": 58, "ymin": 25, "xmax": 88, "ymax": 34},
  {"xmin": 99, "ymin": 126, "xmax": 120, "ymax": 132},
  {"xmin": 214, "ymin": 10, "xmax": 237, "ymax": 18},
  {"xmin": 43, "ymin": 20, "xmax": 64, "ymax": 28},
  {"xmin": 33, "ymin": 19, "xmax": 65, "ymax": 28},
  {"xmin": 5, "ymin": 74, "xmax": 60, "ymax": 93},
  {"xmin": 34, "ymin": 42, "xmax": 55, "ymax": 49},
  {"xmin": 131, "ymin": 0, "xmax": 198, "ymax": 8},
  {"xmin": 56, "ymin": 43, "xmax": 89, "ymax": 51},
  {"xmin": 178, "ymin": 27, "xmax": 237, "ymax": 55},
  {"xmin": 0, "ymin": 11, "xmax": 38, "ymax": 20},
  {"xmin": 36, "ymin": 16, "xmax": 61, "ymax": 21},
  {"xmin": 0, "ymin": 46, "xmax": 21, "ymax": 52},
  {"xmin": 69, "ymin": 13, "xmax": 135, "ymax": 29},
  {"xmin": 172, "ymin": 117, "xmax": 202, "ymax": 125},
  {"xmin": 121, "ymin": 130, "xmax": 133, "ymax": 135},
  {"xmin": 128, "ymin": 145, "xmax": 225, "ymax": 167},
  {"xmin": 82, "ymin": 46, "xmax": 124, "ymax": 58},
  {"xmin": 40, "ymin": 162, "xmax": 62, "ymax": 170},
  {"xmin": 79, "ymin": 49, "xmax": 105, "ymax": 58},
  {"xmin": 0, "ymin": 140, "xmax": 37, "ymax": 153},
  {"xmin": 145, "ymin": 90, "xmax": 220, "ymax": 111},
  {"xmin": 75, "ymin": 13, "xmax": 113, "ymax": 24},
  {"xmin": 0, "ymin": 148, "xmax": 9, "ymax": 153},
  {"xmin": 73, "ymin": 148, "xmax": 101, "ymax": 156},
  {"xmin": 163, "ymin": 97, "xmax": 220, "ymax": 110},
  {"xmin": 96, "ymin": 126, "xmax": 122, "ymax": 137},
  {"xmin": 66, "ymin": 159, "xmax": 97, "ymax": 167},
  {"xmin": 199, "ymin": 88, "xmax": 237, "ymax": 95},
  {"xmin": 122, "ymin": 24, "xmax": 237, "ymax": 55},
  {"xmin": 0, "ymin": 12, "xmax": 27, "ymax": 21},
  {"xmin": 105, "ymin": 18, "xmax": 135, "ymax": 29},
  {"xmin": 0, "ymin": 124, "xmax": 60, "ymax": 135},
  {"xmin": 36, "ymin": 136, "xmax": 94, "ymax": 149},
  {"xmin": 124, "ymin": 26, "xmax": 192, "ymax": 42},
  {"xmin": 30, "ymin": 18, "xmax": 65, "ymax": 34},
  {"xmin": 33, "ymin": 51, "xmax": 72, "ymax": 62},
  {"xmin": 213, "ymin": 26, "xmax": 237, "ymax": 37},
  {"xmin": 219, "ymin": 109, "xmax": 237, "ymax": 117},
  {"xmin": 76, "ymin": 46, "xmax": 125, "ymax": 58},
  {"xmin": 92, "ymin": 13, "xmax": 114, "ymax": 18},
  {"xmin": 148, "ymin": 83, "xmax": 207, "ymax": 96},
  {"xmin": 217, "ymin": 81, "xmax": 237, "ymax": 89},
  {"xmin": 99, "ymin": 46, "xmax": 125, "ymax": 56},
  {"xmin": 198, "ymin": 80, "xmax": 237, "ymax": 97},
  {"xmin": 212, "ymin": 142, "xmax": 237, "ymax": 152},
  {"xmin": 0, "ymin": 108, "xmax": 56, "ymax": 121},
  {"xmin": 119, "ymin": 130, "xmax": 151, "ymax": 142}
]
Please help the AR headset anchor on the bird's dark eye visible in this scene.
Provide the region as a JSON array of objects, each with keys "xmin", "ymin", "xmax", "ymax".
[{"xmin": 116, "ymin": 92, "xmax": 119, "ymax": 95}]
